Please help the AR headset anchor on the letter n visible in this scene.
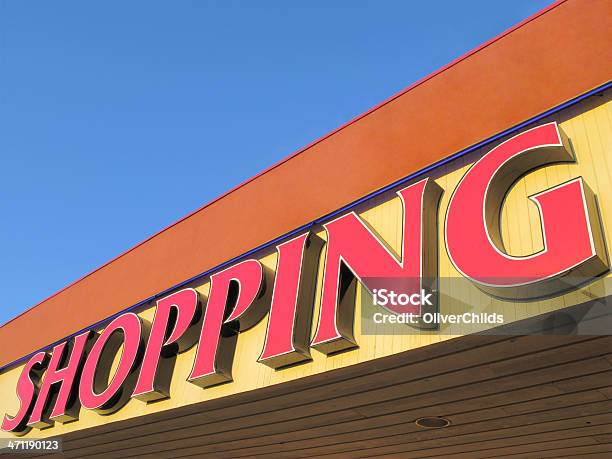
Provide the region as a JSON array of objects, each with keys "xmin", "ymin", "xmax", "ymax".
[{"xmin": 311, "ymin": 178, "xmax": 442, "ymax": 354}]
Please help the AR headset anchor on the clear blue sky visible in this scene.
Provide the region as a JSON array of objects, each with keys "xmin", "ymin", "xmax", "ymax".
[{"xmin": 0, "ymin": 0, "xmax": 552, "ymax": 325}]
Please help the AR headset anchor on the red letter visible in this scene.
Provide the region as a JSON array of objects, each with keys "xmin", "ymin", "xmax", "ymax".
[
  {"xmin": 28, "ymin": 331, "xmax": 92, "ymax": 428},
  {"xmin": 189, "ymin": 259, "xmax": 267, "ymax": 388},
  {"xmin": 259, "ymin": 233, "xmax": 324, "ymax": 368},
  {"xmin": 445, "ymin": 122, "xmax": 608, "ymax": 299},
  {"xmin": 311, "ymin": 178, "xmax": 442, "ymax": 354},
  {"xmin": 1, "ymin": 352, "xmax": 47, "ymax": 435},
  {"xmin": 133, "ymin": 289, "xmax": 202, "ymax": 401},
  {"xmin": 79, "ymin": 313, "xmax": 146, "ymax": 414}
]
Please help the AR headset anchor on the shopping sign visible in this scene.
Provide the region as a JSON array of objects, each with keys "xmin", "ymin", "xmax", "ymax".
[{"xmin": 3, "ymin": 122, "xmax": 608, "ymax": 434}]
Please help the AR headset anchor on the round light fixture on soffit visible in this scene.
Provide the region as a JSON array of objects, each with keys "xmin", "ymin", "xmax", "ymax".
[{"xmin": 415, "ymin": 416, "xmax": 451, "ymax": 428}]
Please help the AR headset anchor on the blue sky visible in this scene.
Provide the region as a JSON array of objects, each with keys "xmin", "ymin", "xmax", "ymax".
[{"xmin": 0, "ymin": 0, "xmax": 552, "ymax": 325}]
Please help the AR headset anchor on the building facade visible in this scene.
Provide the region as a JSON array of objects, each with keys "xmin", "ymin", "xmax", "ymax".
[{"xmin": 1, "ymin": 0, "xmax": 611, "ymax": 457}]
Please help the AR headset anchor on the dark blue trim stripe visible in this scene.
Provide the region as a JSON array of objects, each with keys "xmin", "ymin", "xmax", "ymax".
[{"xmin": 1, "ymin": 81, "xmax": 610, "ymax": 373}]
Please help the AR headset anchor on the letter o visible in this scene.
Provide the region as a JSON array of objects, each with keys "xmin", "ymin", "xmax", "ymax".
[{"xmin": 79, "ymin": 313, "xmax": 144, "ymax": 414}]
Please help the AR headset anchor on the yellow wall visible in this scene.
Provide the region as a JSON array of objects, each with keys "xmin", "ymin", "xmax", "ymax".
[{"xmin": 1, "ymin": 94, "xmax": 610, "ymax": 438}]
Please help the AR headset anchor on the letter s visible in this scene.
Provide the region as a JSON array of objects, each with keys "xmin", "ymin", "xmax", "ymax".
[
  {"xmin": 1, "ymin": 352, "xmax": 48, "ymax": 435},
  {"xmin": 377, "ymin": 289, "xmax": 388, "ymax": 306}
]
